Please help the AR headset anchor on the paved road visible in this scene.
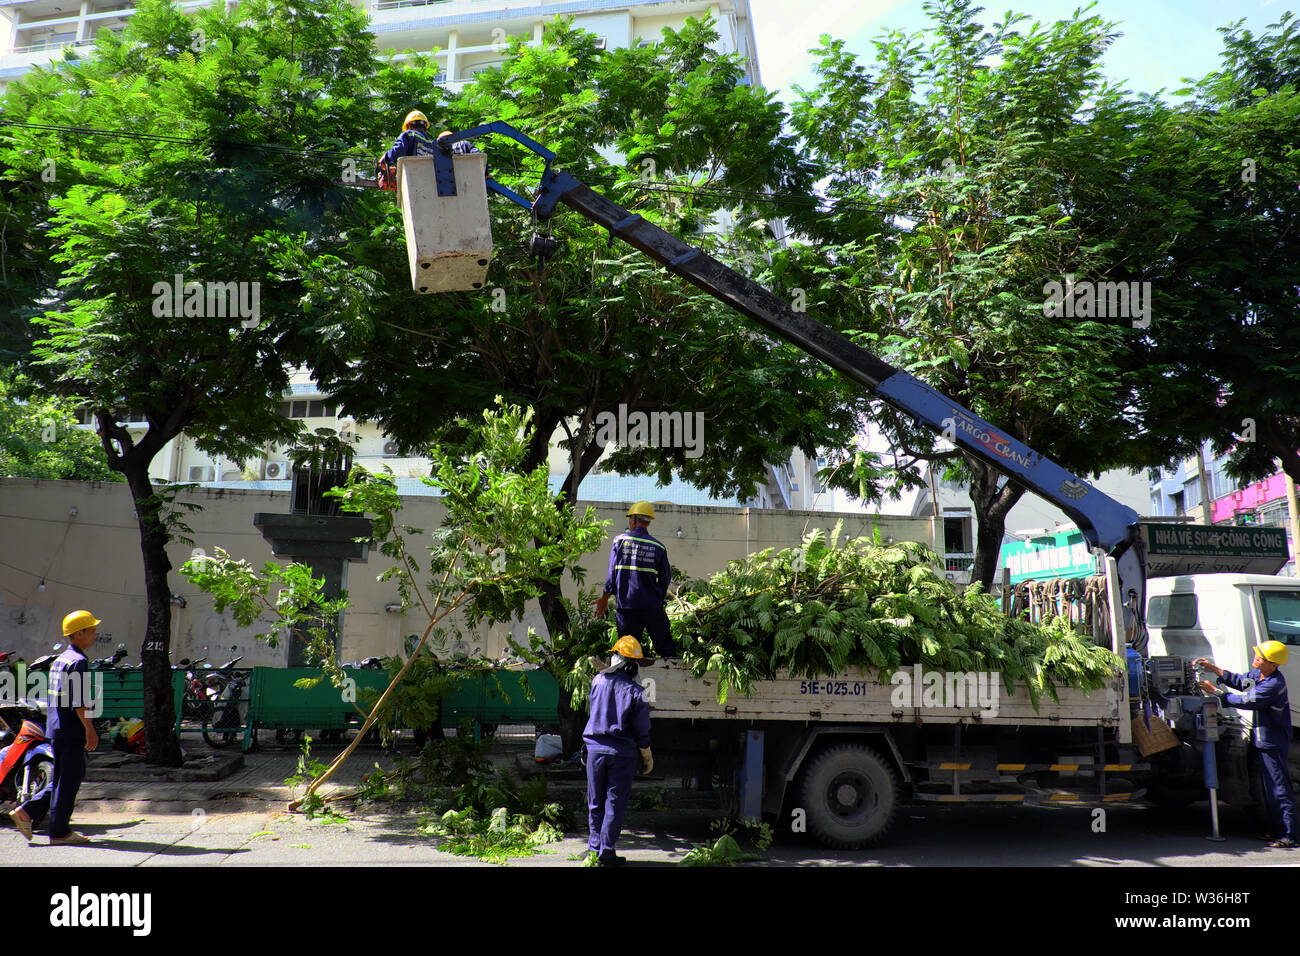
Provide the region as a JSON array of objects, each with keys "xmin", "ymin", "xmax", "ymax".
[
  {"xmin": 4, "ymin": 804, "xmax": 1299, "ymax": 867},
  {"xmin": 3, "ymin": 741, "xmax": 1298, "ymax": 867}
]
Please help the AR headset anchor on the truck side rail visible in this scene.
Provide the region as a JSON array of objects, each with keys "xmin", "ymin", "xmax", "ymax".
[{"xmin": 644, "ymin": 660, "xmax": 1121, "ymax": 727}]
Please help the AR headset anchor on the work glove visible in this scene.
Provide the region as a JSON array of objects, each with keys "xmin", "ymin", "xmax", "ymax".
[{"xmin": 639, "ymin": 748, "xmax": 653, "ymax": 775}]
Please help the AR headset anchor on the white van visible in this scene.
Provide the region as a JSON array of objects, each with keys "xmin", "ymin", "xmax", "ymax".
[{"xmin": 1145, "ymin": 574, "xmax": 1300, "ymax": 732}]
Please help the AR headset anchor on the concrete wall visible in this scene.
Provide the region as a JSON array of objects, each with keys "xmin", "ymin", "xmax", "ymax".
[{"xmin": 0, "ymin": 479, "xmax": 938, "ymax": 665}]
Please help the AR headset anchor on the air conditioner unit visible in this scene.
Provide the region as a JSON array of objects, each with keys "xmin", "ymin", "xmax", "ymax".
[
  {"xmin": 263, "ymin": 461, "xmax": 287, "ymax": 480},
  {"xmin": 188, "ymin": 466, "xmax": 215, "ymax": 482},
  {"xmin": 382, "ymin": 441, "xmax": 400, "ymax": 457}
]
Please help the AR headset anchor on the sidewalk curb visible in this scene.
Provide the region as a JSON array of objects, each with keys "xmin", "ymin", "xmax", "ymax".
[{"xmin": 86, "ymin": 752, "xmax": 245, "ymax": 783}]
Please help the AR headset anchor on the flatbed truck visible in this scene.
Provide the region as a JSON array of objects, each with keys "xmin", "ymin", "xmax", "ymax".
[{"xmin": 419, "ymin": 122, "xmax": 1279, "ymax": 848}]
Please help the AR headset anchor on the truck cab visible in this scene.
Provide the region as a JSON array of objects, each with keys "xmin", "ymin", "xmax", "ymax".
[{"xmin": 1145, "ymin": 574, "xmax": 1300, "ymax": 733}]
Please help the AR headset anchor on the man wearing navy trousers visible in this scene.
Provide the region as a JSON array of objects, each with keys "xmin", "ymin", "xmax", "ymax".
[
  {"xmin": 594, "ymin": 501, "xmax": 677, "ymax": 657},
  {"xmin": 41, "ymin": 610, "xmax": 99, "ymax": 846},
  {"xmin": 1197, "ymin": 641, "xmax": 1297, "ymax": 848},
  {"xmin": 583, "ymin": 637, "xmax": 653, "ymax": 867}
]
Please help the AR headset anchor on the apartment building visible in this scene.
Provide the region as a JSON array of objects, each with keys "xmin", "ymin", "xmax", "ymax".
[
  {"xmin": 0, "ymin": 0, "xmax": 760, "ymax": 89},
  {"xmin": 1148, "ymin": 440, "xmax": 1298, "ymax": 572}
]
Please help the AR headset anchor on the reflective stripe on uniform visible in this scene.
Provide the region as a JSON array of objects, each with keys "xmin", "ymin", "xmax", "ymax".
[{"xmin": 614, "ymin": 534, "xmax": 665, "ymax": 550}]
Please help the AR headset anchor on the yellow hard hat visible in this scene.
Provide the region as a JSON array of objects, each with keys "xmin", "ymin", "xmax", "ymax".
[
  {"xmin": 1256, "ymin": 640, "xmax": 1289, "ymax": 666},
  {"xmin": 626, "ymin": 501, "xmax": 655, "ymax": 520},
  {"xmin": 403, "ymin": 110, "xmax": 429, "ymax": 130},
  {"xmin": 610, "ymin": 636, "xmax": 646, "ymax": 659},
  {"xmin": 62, "ymin": 609, "xmax": 101, "ymax": 637}
]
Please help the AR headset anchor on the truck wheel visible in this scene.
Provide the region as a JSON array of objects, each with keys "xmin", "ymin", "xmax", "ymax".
[{"xmin": 799, "ymin": 743, "xmax": 898, "ymax": 849}]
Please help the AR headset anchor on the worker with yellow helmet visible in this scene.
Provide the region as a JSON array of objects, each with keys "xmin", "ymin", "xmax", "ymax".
[
  {"xmin": 1196, "ymin": 641, "xmax": 1296, "ymax": 848},
  {"xmin": 594, "ymin": 501, "xmax": 676, "ymax": 656},
  {"xmin": 376, "ymin": 109, "xmax": 487, "ymax": 191},
  {"xmin": 9, "ymin": 610, "xmax": 101, "ymax": 845},
  {"xmin": 376, "ymin": 110, "xmax": 438, "ymax": 190},
  {"xmin": 582, "ymin": 636, "xmax": 653, "ymax": 866}
]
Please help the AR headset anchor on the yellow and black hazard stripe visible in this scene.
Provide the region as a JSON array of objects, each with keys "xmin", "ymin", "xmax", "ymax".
[{"xmin": 919, "ymin": 762, "xmax": 1144, "ymax": 773}]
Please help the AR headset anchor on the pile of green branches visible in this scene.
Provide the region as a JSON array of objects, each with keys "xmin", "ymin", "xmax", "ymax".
[{"xmin": 668, "ymin": 524, "xmax": 1120, "ymax": 706}]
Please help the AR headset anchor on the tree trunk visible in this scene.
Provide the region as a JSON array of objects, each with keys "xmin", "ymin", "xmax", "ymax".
[
  {"xmin": 967, "ymin": 456, "xmax": 1027, "ymax": 594},
  {"xmin": 535, "ymin": 568, "xmax": 588, "ymax": 759},
  {"xmin": 123, "ymin": 465, "xmax": 185, "ymax": 767},
  {"xmin": 527, "ymin": 414, "xmax": 599, "ymax": 760}
]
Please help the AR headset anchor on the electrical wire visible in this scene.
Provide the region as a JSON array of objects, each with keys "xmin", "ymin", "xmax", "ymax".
[{"xmin": 0, "ymin": 555, "xmax": 138, "ymax": 597}]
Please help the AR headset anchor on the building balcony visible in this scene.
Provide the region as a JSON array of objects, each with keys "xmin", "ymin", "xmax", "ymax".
[{"xmin": 944, "ymin": 551, "xmax": 974, "ymax": 573}]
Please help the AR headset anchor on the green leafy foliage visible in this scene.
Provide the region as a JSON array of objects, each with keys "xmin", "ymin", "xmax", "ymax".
[
  {"xmin": 0, "ymin": 369, "xmax": 122, "ymax": 480},
  {"xmin": 418, "ymin": 807, "xmax": 564, "ymax": 865},
  {"xmin": 783, "ymin": 0, "xmax": 1185, "ymax": 589},
  {"xmin": 669, "ymin": 526, "xmax": 1120, "ymax": 706},
  {"xmin": 0, "ymin": 0, "xmax": 388, "ymax": 764},
  {"xmin": 182, "ymin": 401, "xmax": 606, "ymax": 805},
  {"xmin": 355, "ymin": 650, "xmax": 460, "ymax": 743},
  {"xmin": 415, "ymin": 759, "xmax": 569, "ymax": 864},
  {"xmin": 677, "ymin": 833, "xmax": 764, "ymax": 867},
  {"xmin": 181, "ymin": 546, "xmax": 348, "ymax": 657},
  {"xmin": 295, "ymin": 12, "xmax": 859, "ymax": 523},
  {"xmin": 282, "ymin": 735, "xmax": 346, "ymax": 822}
]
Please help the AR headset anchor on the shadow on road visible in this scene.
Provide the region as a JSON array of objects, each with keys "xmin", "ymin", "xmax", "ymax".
[{"xmin": 32, "ymin": 840, "xmax": 251, "ymax": 856}]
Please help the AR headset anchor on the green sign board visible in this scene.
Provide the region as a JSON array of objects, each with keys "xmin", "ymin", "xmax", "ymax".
[
  {"xmin": 1001, "ymin": 531, "xmax": 1095, "ymax": 584},
  {"xmin": 1001, "ymin": 523, "xmax": 1291, "ymax": 582},
  {"xmin": 1141, "ymin": 523, "xmax": 1289, "ymax": 577}
]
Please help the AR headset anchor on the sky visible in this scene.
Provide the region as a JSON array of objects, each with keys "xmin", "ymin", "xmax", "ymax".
[{"xmin": 747, "ymin": 0, "xmax": 1295, "ymax": 104}]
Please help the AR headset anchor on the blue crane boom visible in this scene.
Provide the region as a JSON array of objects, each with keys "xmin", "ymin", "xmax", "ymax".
[{"xmin": 436, "ymin": 121, "xmax": 1148, "ymax": 628}]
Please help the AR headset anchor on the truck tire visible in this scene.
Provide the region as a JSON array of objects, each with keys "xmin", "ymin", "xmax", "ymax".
[{"xmin": 799, "ymin": 743, "xmax": 899, "ymax": 849}]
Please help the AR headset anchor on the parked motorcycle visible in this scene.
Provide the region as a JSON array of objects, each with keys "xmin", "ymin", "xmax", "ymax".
[
  {"xmin": 26, "ymin": 643, "xmax": 64, "ymax": 674},
  {"xmin": 176, "ymin": 656, "xmax": 212, "ymax": 724},
  {"xmin": 0, "ymin": 699, "xmax": 54, "ymax": 816},
  {"xmin": 88, "ymin": 644, "xmax": 129, "ymax": 670},
  {"xmin": 201, "ymin": 650, "xmax": 246, "ymax": 749},
  {"xmin": 88, "ymin": 644, "xmax": 133, "ymax": 740}
]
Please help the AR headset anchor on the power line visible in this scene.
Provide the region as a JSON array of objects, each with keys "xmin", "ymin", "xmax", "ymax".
[{"xmin": 0, "ymin": 555, "xmax": 137, "ymax": 597}]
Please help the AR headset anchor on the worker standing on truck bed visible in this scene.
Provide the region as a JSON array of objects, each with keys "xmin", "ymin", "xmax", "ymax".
[
  {"xmin": 583, "ymin": 637, "xmax": 654, "ymax": 867},
  {"xmin": 595, "ymin": 501, "xmax": 677, "ymax": 657},
  {"xmin": 1196, "ymin": 642, "xmax": 1297, "ymax": 848}
]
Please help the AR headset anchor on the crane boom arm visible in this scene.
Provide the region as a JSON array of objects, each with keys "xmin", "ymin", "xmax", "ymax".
[{"xmin": 441, "ymin": 122, "xmax": 1148, "ymax": 619}]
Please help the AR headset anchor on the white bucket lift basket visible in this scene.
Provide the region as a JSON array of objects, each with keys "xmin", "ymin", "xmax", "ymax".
[{"xmin": 396, "ymin": 153, "xmax": 493, "ymax": 293}]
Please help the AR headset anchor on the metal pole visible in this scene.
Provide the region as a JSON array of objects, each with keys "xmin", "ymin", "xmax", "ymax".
[
  {"xmin": 1103, "ymin": 557, "xmax": 1132, "ymax": 745},
  {"xmin": 1208, "ymin": 788, "xmax": 1225, "ymax": 842},
  {"xmin": 1202, "ymin": 740, "xmax": 1225, "ymax": 842},
  {"xmin": 1282, "ymin": 466, "xmax": 1300, "ymax": 574}
]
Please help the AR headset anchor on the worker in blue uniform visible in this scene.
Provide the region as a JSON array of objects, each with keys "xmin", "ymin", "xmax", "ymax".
[
  {"xmin": 583, "ymin": 636, "xmax": 653, "ymax": 866},
  {"xmin": 594, "ymin": 501, "xmax": 677, "ymax": 657},
  {"xmin": 10, "ymin": 610, "xmax": 100, "ymax": 845},
  {"xmin": 377, "ymin": 110, "xmax": 488, "ymax": 190},
  {"xmin": 1197, "ymin": 641, "xmax": 1297, "ymax": 848}
]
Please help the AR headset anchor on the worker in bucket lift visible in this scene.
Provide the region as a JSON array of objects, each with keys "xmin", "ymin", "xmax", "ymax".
[
  {"xmin": 583, "ymin": 636, "xmax": 653, "ymax": 867},
  {"xmin": 1196, "ymin": 641, "xmax": 1297, "ymax": 848},
  {"xmin": 376, "ymin": 111, "xmax": 487, "ymax": 190}
]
